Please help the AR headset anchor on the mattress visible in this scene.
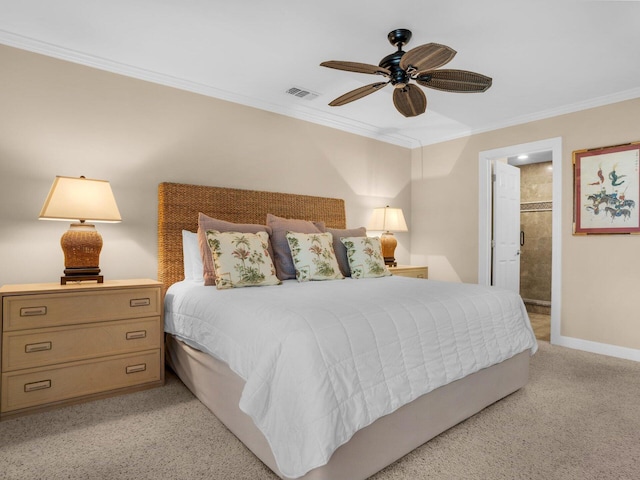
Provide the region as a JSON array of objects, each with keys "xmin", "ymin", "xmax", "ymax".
[{"xmin": 164, "ymin": 276, "xmax": 537, "ymax": 478}]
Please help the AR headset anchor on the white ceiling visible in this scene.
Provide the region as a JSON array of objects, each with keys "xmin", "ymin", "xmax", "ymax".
[{"xmin": 1, "ymin": 0, "xmax": 640, "ymax": 148}]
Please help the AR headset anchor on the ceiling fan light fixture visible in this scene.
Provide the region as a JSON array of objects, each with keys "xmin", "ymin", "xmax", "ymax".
[{"xmin": 390, "ymin": 69, "xmax": 410, "ymax": 88}]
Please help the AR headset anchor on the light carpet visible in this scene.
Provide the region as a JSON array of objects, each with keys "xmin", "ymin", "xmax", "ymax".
[{"xmin": 1, "ymin": 341, "xmax": 638, "ymax": 480}]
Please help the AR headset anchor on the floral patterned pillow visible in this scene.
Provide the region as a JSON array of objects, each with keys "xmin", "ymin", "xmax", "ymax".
[
  {"xmin": 340, "ymin": 236, "xmax": 391, "ymax": 279},
  {"xmin": 198, "ymin": 213, "xmax": 273, "ymax": 286},
  {"xmin": 266, "ymin": 213, "xmax": 325, "ymax": 281},
  {"xmin": 326, "ymin": 226, "xmax": 367, "ymax": 277},
  {"xmin": 205, "ymin": 230, "xmax": 281, "ymax": 289},
  {"xmin": 285, "ymin": 232, "xmax": 344, "ymax": 282}
]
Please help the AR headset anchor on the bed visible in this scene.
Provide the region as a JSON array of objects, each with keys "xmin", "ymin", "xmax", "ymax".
[{"xmin": 158, "ymin": 182, "xmax": 537, "ymax": 480}]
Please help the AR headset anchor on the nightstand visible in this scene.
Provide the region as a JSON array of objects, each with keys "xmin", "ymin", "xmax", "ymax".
[
  {"xmin": 0, "ymin": 279, "xmax": 164, "ymax": 420},
  {"xmin": 389, "ymin": 265, "xmax": 428, "ymax": 279}
]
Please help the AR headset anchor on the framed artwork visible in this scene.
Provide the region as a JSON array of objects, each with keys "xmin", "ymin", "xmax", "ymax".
[{"xmin": 573, "ymin": 142, "xmax": 640, "ymax": 234}]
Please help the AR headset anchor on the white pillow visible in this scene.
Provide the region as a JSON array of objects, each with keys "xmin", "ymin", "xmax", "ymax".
[
  {"xmin": 182, "ymin": 230, "xmax": 204, "ymax": 283},
  {"xmin": 205, "ymin": 230, "xmax": 281, "ymax": 289},
  {"xmin": 285, "ymin": 232, "xmax": 344, "ymax": 282},
  {"xmin": 340, "ymin": 236, "xmax": 391, "ymax": 279}
]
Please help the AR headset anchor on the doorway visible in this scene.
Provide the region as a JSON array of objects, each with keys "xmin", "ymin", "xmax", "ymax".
[
  {"xmin": 512, "ymin": 155, "xmax": 553, "ymax": 341},
  {"xmin": 478, "ymin": 137, "xmax": 562, "ymax": 344}
]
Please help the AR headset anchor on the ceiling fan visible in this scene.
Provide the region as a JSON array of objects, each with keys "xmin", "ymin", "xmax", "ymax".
[{"xmin": 320, "ymin": 29, "xmax": 492, "ymax": 117}]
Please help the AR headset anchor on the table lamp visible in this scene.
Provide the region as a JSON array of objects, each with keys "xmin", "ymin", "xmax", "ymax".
[
  {"xmin": 39, "ymin": 176, "xmax": 122, "ymax": 284},
  {"xmin": 368, "ymin": 206, "xmax": 408, "ymax": 266}
]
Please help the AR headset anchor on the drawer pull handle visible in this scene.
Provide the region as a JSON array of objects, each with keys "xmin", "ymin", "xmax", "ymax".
[
  {"xmin": 130, "ymin": 298, "xmax": 151, "ymax": 307},
  {"xmin": 25, "ymin": 341, "xmax": 52, "ymax": 353},
  {"xmin": 24, "ymin": 380, "xmax": 51, "ymax": 392},
  {"xmin": 126, "ymin": 363, "xmax": 147, "ymax": 374},
  {"xmin": 20, "ymin": 306, "xmax": 47, "ymax": 317},
  {"xmin": 126, "ymin": 330, "xmax": 147, "ymax": 340}
]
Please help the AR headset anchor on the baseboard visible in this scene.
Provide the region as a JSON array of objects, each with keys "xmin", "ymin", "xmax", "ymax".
[{"xmin": 553, "ymin": 335, "xmax": 640, "ymax": 362}]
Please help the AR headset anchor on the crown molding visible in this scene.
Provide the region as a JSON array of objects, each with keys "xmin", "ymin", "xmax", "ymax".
[
  {"xmin": 0, "ymin": 30, "xmax": 419, "ymax": 149},
  {"xmin": 421, "ymin": 87, "xmax": 640, "ymax": 147}
]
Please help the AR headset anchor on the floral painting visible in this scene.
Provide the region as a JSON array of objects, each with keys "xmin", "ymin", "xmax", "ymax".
[{"xmin": 574, "ymin": 142, "xmax": 640, "ymax": 234}]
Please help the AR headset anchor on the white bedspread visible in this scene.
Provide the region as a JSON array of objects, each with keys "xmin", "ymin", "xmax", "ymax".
[{"xmin": 164, "ymin": 277, "xmax": 537, "ymax": 478}]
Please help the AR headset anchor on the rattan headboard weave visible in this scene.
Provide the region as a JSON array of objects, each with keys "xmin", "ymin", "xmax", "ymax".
[{"xmin": 158, "ymin": 182, "xmax": 347, "ymax": 292}]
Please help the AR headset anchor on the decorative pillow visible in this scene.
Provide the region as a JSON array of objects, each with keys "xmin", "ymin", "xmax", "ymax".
[
  {"xmin": 182, "ymin": 230, "xmax": 204, "ymax": 283},
  {"xmin": 340, "ymin": 236, "xmax": 391, "ymax": 279},
  {"xmin": 266, "ymin": 213, "xmax": 326, "ymax": 280},
  {"xmin": 205, "ymin": 230, "xmax": 280, "ymax": 289},
  {"xmin": 325, "ymin": 226, "xmax": 366, "ymax": 277},
  {"xmin": 285, "ymin": 232, "xmax": 344, "ymax": 282},
  {"xmin": 198, "ymin": 213, "xmax": 273, "ymax": 286}
]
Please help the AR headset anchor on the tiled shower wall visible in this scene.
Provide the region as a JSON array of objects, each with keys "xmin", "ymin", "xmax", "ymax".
[{"xmin": 520, "ymin": 161, "xmax": 552, "ymax": 314}]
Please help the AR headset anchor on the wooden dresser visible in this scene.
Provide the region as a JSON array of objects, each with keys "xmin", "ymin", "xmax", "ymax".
[
  {"xmin": 0, "ymin": 279, "xmax": 163, "ymax": 420},
  {"xmin": 389, "ymin": 265, "xmax": 428, "ymax": 279}
]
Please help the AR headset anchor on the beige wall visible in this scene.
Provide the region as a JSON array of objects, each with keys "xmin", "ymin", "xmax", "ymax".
[
  {"xmin": 411, "ymin": 98, "xmax": 640, "ymax": 350},
  {"xmin": 0, "ymin": 45, "xmax": 411, "ymax": 286}
]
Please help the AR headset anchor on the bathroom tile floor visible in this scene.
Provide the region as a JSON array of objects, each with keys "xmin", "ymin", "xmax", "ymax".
[{"xmin": 528, "ymin": 312, "xmax": 550, "ymax": 341}]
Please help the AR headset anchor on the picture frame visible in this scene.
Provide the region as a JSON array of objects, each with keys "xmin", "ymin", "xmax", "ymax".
[{"xmin": 573, "ymin": 142, "xmax": 640, "ymax": 234}]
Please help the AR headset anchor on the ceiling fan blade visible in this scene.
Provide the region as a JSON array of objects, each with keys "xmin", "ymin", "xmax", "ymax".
[
  {"xmin": 415, "ymin": 69, "xmax": 492, "ymax": 92},
  {"xmin": 399, "ymin": 43, "xmax": 456, "ymax": 73},
  {"xmin": 320, "ymin": 61, "xmax": 391, "ymax": 76},
  {"xmin": 328, "ymin": 82, "xmax": 389, "ymax": 107},
  {"xmin": 392, "ymin": 84, "xmax": 427, "ymax": 117}
]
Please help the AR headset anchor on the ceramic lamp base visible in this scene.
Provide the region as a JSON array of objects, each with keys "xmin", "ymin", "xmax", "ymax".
[
  {"xmin": 60, "ymin": 223, "xmax": 103, "ymax": 284},
  {"xmin": 380, "ymin": 232, "xmax": 398, "ymax": 266}
]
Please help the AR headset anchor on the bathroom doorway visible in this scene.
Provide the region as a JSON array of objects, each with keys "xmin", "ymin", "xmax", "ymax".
[
  {"xmin": 509, "ymin": 154, "xmax": 552, "ymax": 341},
  {"xmin": 478, "ymin": 137, "xmax": 562, "ymax": 344}
]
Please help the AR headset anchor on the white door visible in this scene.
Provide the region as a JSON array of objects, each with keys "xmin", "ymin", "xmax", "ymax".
[{"xmin": 492, "ymin": 161, "xmax": 521, "ymax": 292}]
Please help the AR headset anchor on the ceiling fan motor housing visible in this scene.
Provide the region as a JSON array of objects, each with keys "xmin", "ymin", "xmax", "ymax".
[
  {"xmin": 380, "ymin": 29, "xmax": 414, "ymax": 88},
  {"xmin": 379, "ymin": 51, "xmax": 410, "ymax": 88}
]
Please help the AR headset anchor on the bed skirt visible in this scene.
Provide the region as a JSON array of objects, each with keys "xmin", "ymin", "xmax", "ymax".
[{"xmin": 166, "ymin": 334, "xmax": 530, "ymax": 480}]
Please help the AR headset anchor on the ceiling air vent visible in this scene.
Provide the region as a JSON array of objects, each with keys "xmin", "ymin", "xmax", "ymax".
[{"xmin": 285, "ymin": 86, "xmax": 319, "ymax": 101}]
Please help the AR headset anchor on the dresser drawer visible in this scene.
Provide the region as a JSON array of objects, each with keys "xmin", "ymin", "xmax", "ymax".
[
  {"xmin": 3, "ymin": 287, "xmax": 161, "ymax": 331},
  {"xmin": 1, "ymin": 349, "xmax": 161, "ymax": 413},
  {"xmin": 2, "ymin": 317, "xmax": 161, "ymax": 372}
]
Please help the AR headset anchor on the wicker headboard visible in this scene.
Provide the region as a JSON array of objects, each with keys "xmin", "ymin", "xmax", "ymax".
[{"xmin": 158, "ymin": 182, "xmax": 347, "ymax": 292}]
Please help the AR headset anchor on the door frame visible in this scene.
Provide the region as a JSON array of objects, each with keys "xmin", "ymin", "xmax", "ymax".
[{"xmin": 478, "ymin": 137, "xmax": 562, "ymax": 344}]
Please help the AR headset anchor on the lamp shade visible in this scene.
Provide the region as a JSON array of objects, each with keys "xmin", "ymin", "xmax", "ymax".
[
  {"xmin": 367, "ymin": 206, "xmax": 408, "ymax": 232},
  {"xmin": 39, "ymin": 176, "xmax": 122, "ymax": 223}
]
